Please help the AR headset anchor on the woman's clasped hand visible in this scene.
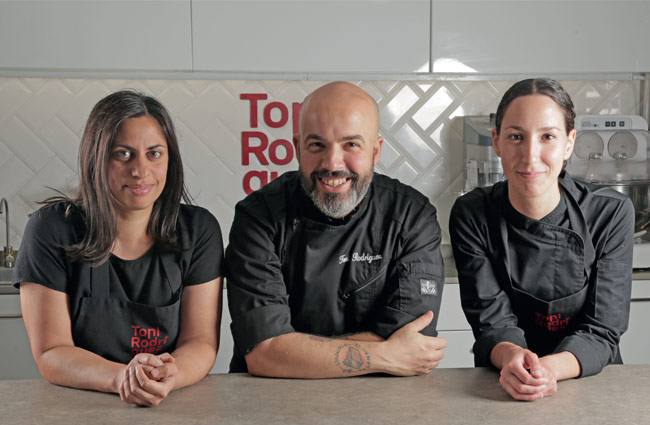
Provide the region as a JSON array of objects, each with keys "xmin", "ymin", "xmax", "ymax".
[
  {"xmin": 494, "ymin": 343, "xmax": 557, "ymax": 401},
  {"xmin": 119, "ymin": 353, "xmax": 178, "ymax": 406}
]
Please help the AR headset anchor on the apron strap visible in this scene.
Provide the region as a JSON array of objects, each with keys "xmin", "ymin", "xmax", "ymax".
[
  {"xmin": 563, "ymin": 186, "xmax": 597, "ymax": 283},
  {"xmin": 497, "ymin": 214, "xmax": 514, "ymax": 288},
  {"xmin": 158, "ymin": 249, "xmax": 183, "ymax": 296},
  {"xmin": 90, "ymin": 259, "xmax": 111, "ymax": 298},
  {"xmin": 486, "ymin": 184, "xmax": 516, "ymax": 288}
]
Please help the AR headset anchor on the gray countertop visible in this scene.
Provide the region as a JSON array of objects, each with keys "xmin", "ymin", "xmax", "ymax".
[{"xmin": 1, "ymin": 365, "xmax": 649, "ymax": 425}]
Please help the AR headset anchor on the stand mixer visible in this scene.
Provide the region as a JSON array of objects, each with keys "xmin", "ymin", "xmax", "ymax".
[{"xmin": 566, "ymin": 115, "xmax": 650, "ymax": 269}]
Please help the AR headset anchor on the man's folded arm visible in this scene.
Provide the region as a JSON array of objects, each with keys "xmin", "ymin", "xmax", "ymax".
[{"xmin": 244, "ymin": 312, "xmax": 446, "ymax": 379}]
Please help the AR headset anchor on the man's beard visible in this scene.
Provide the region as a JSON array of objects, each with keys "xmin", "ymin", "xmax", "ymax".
[{"xmin": 300, "ymin": 168, "xmax": 373, "ymax": 218}]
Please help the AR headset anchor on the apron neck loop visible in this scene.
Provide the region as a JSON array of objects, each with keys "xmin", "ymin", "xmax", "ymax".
[{"xmin": 90, "ymin": 260, "xmax": 111, "ymax": 298}]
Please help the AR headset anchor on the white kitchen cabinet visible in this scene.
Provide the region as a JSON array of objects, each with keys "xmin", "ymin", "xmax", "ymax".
[
  {"xmin": 0, "ymin": 1, "xmax": 192, "ymax": 71},
  {"xmin": 192, "ymin": 0, "xmax": 430, "ymax": 73},
  {"xmin": 438, "ymin": 330, "xmax": 475, "ymax": 368},
  {"xmin": 437, "ymin": 282, "xmax": 470, "ymax": 331},
  {"xmin": 0, "ymin": 294, "xmax": 40, "ymax": 380},
  {"xmin": 0, "ymin": 318, "xmax": 40, "ymax": 379},
  {"xmin": 431, "ymin": 1, "xmax": 650, "ymax": 74},
  {"xmin": 620, "ymin": 300, "xmax": 650, "ymax": 364},
  {"xmin": 438, "ymin": 283, "xmax": 475, "ymax": 368},
  {"xmin": 619, "ymin": 280, "xmax": 650, "ymax": 365}
]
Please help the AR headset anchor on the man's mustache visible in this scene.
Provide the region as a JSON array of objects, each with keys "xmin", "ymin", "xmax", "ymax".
[{"xmin": 310, "ymin": 169, "xmax": 358, "ymax": 180}]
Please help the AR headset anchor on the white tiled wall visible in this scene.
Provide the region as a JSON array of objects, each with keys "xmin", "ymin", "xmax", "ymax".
[{"xmin": 0, "ymin": 78, "xmax": 643, "ymax": 249}]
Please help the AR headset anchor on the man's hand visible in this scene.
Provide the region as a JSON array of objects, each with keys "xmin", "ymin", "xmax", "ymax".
[
  {"xmin": 118, "ymin": 353, "xmax": 178, "ymax": 406},
  {"xmin": 495, "ymin": 344, "xmax": 557, "ymax": 401},
  {"xmin": 381, "ymin": 311, "xmax": 447, "ymax": 376}
]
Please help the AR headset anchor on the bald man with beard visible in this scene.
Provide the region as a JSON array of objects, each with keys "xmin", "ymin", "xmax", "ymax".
[{"xmin": 226, "ymin": 82, "xmax": 447, "ymax": 378}]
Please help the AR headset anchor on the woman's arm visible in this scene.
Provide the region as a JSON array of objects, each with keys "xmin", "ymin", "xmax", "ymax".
[
  {"xmin": 540, "ymin": 351, "xmax": 581, "ymax": 380},
  {"xmin": 20, "ymin": 282, "xmax": 125, "ymax": 393},
  {"xmin": 171, "ymin": 277, "xmax": 222, "ymax": 387}
]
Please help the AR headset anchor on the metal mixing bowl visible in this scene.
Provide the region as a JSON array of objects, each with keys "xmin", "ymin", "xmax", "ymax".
[{"xmin": 595, "ymin": 181, "xmax": 650, "ymax": 241}]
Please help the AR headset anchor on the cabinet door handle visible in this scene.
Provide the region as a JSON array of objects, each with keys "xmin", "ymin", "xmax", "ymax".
[{"xmin": 0, "ymin": 314, "xmax": 22, "ymax": 318}]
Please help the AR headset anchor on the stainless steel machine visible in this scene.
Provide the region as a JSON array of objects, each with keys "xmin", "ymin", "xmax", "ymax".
[
  {"xmin": 463, "ymin": 115, "xmax": 504, "ymax": 192},
  {"xmin": 566, "ymin": 115, "xmax": 650, "ymax": 269}
]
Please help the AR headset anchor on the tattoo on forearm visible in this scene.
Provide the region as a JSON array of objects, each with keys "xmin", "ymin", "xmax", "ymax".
[
  {"xmin": 334, "ymin": 343, "xmax": 371, "ymax": 373},
  {"xmin": 309, "ymin": 335, "xmax": 333, "ymax": 343}
]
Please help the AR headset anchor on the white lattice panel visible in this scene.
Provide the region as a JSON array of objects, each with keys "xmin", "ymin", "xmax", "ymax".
[{"xmin": 0, "ymin": 78, "xmax": 643, "ymax": 249}]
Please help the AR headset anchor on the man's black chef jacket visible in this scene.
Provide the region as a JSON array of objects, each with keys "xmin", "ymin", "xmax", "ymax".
[
  {"xmin": 226, "ymin": 171, "xmax": 444, "ymax": 373},
  {"xmin": 449, "ymin": 173, "xmax": 634, "ymax": 377}
]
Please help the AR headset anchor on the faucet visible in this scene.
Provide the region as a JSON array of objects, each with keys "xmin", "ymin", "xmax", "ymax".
[{"xmin": 0, "ymin": 198, "xmax": 14, "ymax": 268}]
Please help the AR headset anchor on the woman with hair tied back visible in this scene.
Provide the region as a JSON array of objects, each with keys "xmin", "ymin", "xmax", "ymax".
[
  {"xmin": 450, "ymin": 79, "xmax": 634, "ymax": 401},
  {"xmin": 13, "ymin": 91, "xmax": 223, "ymax": 406}
]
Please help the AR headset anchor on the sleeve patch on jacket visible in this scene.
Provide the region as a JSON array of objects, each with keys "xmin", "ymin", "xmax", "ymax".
[{"xmin": 420, "ymin": 279, "xmax": 438, "ymax": 295}]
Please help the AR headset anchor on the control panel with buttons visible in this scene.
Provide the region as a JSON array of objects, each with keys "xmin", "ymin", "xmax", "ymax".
[
  {"xmin": 582, "ymin": 117, "xmax": 633, "ymax": 129},
  {"xmin": 576, "ymin": 115, "xmax": 648, "ymax": 132}
]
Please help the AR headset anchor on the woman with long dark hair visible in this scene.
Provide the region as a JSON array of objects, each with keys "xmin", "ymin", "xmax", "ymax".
[
  {"xmin": 13, "ymin": 90, "xmax": 223, "ymax": 406},
  {"xmin": 450, "ymin": 79, "xmax": 634, "ymax": 401}
]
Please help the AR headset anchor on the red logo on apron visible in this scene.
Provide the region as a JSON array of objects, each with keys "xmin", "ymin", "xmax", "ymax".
[
  {"xmin": 130, "ymin": 325, "xmax": 169, "ymax": 356},
  {"xmin": 534, "ymin": 313, "xmax": 570, "ymax": 332}
]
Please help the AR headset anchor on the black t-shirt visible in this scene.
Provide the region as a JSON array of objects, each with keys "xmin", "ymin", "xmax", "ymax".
[{"xmin": 13, "ymin": 202, "xmax": 224, "ymax": 318}]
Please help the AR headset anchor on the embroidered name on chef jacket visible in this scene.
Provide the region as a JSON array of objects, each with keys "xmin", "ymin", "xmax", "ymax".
[
  {"xmin": 420, "ymin": 279, "xmax": 438, "ymax": 295},
  {"xmin": 338, "ymin": 252, "xmax": 383, "ymax": 265}
]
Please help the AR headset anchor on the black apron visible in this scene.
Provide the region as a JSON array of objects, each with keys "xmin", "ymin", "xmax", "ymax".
[
  {"xmin": 71, "ymin": 251, "xmax": 182, "ymax": 364},
  {"xmin": 490, "ymin": 181, "xmax": 622, "ymax": 362}
]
